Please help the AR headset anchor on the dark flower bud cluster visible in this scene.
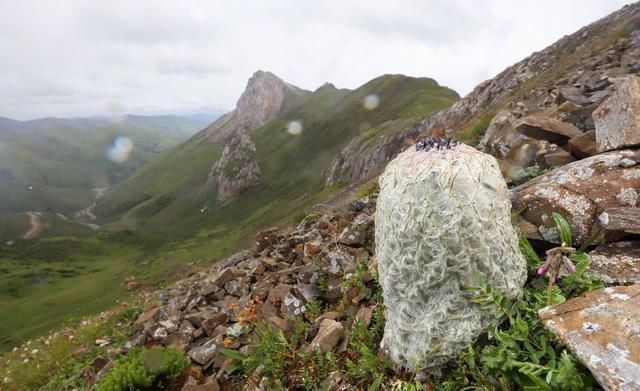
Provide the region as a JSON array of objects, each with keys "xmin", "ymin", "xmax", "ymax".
[{"xmin": 415, "ymin": 137, "xmax": 460, "ymax": 152}]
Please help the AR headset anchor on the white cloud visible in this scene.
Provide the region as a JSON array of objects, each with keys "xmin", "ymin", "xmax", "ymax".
[{"xmin": 0, "ymin": 0, "xmax": 632, "ymax": 119}]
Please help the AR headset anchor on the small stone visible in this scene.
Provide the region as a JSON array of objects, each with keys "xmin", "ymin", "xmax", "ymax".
[
  {"xmin": 202, "ymin": 313, "xmax": 229, "ymax": 337},
  {"xmin": 250, "ymin": 262, "xmax": 266, "ymax": 275},
  {"xmin": 164, "ymin": 332, "xmax": 191, "ymax": 351},
  {"xmin": 568, "ymin": 129, "xmax": 597, "ymax": 158},
  {"xmin": 338, "ymin": 227, "xmax": 366, "ymax": 247},
  {"xmin": 254, "ymin": 228, "xmax": 280, "ymax": 252},
  {"xmin": 308, "ymin": 319, "xmax": 344, "ymax": 353},
  {"xmin": 220, "ymin": 250, "xmax": 252, "ymax": 268},
  {"xmin": 212, "ymin": 268, "xmax": 234, "ymax": 287},
  {"xmin": 91, "ymin": 356, "xmax": 109, "ymax": 373},
  {"xmin": 281, "ymin": 293, "xmax": 307, "ymax": 318},
  {"xmin": 226, "ymin": 323, "xmax": 251, "ymax": 338},
  {"xmin": 188, "ymin": 337, "xmax": 222, "ymax": 366},
  {"xmin": 134, "ymin": 307, "xmax": 160, "ymax": 328},
  {"xmin": 267, "ymin": 316, "xmax": 296, "ymax": 337},
  {"xmin": 181, "ymin": 377, "xmax": 221, "ymax": 391},
  {"xmin": 356, "ymin": 307, "xmax": 374, "ymax": 327},
  {"xmin": 294, "ymin": 283, "xmax": 321, "ymax": 303},
  {"xmin": 224, "ymin": 279, "xmax": 246, "ymax": 297},
  {"xmin": 267, "ymin": 284, "xmax": 292, "ymax": 304}
]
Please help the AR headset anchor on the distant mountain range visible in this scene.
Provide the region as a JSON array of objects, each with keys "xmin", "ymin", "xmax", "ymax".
[{"xmin": 0, "ymin": 114, "xmax": 215, "ymax": 239}]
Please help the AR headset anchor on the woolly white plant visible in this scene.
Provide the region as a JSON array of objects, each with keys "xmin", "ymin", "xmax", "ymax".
[{"xmin": 375, "ymin": 138, "xmax": 527, "ymax": 371}]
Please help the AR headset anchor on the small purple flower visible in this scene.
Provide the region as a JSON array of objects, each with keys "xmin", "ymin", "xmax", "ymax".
[
  {"xmin": 538, "ymin": 244, "xmax": 577, "ymax": 284},
  {"xmin": 563, "ymin": 256, "xmax": 576, "ymax": 273}
]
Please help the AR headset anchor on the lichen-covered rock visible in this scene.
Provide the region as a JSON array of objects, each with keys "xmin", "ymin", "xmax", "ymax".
[
  {"xmin": 511, "ymin": 149, "xmax": 640, "ymax": 244},
  {"xmin": 375, "ymin": 139, "xmax": 527, "ymax": 371},
  {"xmin": 588, "ymin": 241, "xmax": 640, "ymax": 285},
  {"xmin": 539, "ymin": 285, "xmax": 640, "ymax": 390},
  {"xmin": 593, "ymin": 75, "xmax": 640, "ymax": 152}
]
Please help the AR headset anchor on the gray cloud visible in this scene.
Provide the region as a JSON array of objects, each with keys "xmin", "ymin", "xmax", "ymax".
[{"xmin": 0, "ymin": 0, "xmax": 632, "ymax": 120}]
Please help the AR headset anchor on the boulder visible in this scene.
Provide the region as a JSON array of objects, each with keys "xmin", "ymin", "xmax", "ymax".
[
  {"xmin": 511, "ymin": 149, "xmax": 640, "ymax": 244},
  {"xmin": 514, "ymin": 115, "xmax": 582, "ymax": 144},
  {"xmin": 593, "ymin": 76, "xmax": 640, "ymax": 152},
  {"xmin": 504, "ymin": 137, "xmax": 554, "ymax": 168},
  {"xmin": 556, "ymin": 86, "xmax": 591, "ymax": 106},
  {"xmin": 308, "ymin": 319, "xmax": 344, "ymax": 353},
  {"xmin": 539, "ymin": 285, "xmax": 640, "ymax": 390},
  {"xmin": 588, "ymin": 241, "xmax": 640, "ymax": 285}
]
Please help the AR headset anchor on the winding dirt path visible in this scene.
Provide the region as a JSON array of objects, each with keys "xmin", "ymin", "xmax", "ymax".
[{"xmin": 22, "ymin": 212, "xmax": 43, "ymax": 239}]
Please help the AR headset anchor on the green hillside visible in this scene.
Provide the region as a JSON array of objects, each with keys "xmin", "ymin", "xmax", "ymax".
[
  {"xmin": 96, "ymin": 75, "xmax": 459, "ymax": 245},
  {"xmin": 0, "ymin": 114, "xmax": 209, "ymax": 240}
]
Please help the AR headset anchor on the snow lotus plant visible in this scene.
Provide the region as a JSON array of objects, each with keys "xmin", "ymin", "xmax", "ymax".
[{"xmin": 375, "ymin": 138, "xmax": 527, "ymax": 371}]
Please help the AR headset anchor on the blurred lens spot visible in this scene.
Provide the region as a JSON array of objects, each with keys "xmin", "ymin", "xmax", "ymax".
[
  {"xmin": 287, "ymin": 120, "xmax": 303, "ymax": 135},
  {"xmin": 363, "ymin": 94, "xmax": 380, "ymax": 110},
  {"xmin": 107, "ymin": 136, "xmax": 134, "ymax": 163}
]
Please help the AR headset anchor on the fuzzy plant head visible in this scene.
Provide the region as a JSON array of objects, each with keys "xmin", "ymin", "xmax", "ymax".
[{"xmin": 375, "ymin": 138, "xmax": 527, "ymax": 372}]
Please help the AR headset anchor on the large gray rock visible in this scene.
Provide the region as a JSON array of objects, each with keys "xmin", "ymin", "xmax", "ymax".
[
  {"xmin": 594, "ymin": 76, "xmax": 640, "ymax": 152},
  {"xmin": 511, "ymin": 149, "xmax": 640, "ymax": 244},
  {"xmin": 540, "ymin": 285, "xmax": 640, "ymax": 390}
]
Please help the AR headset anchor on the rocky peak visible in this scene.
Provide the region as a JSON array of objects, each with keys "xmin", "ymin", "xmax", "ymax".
[
  {"xmin": 234, "ymin": 71, "xmax": 288, "ymax": 125},
  {"xmin": 199, "ymin": 71, "xmax": 308, "ymax": 200},
  {"xmin": 199, "ymin": 70, "xmax": 306, "ymax": 142}
]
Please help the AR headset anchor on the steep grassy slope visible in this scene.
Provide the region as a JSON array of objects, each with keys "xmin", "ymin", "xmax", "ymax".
[{"xmin": 96, "ymin": 75, "xmax": 459, "ymax": 243}]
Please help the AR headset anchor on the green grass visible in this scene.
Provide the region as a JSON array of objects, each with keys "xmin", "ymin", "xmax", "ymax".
[
  {"xmin": 456, "ymin": 113, "xmax": 493, "ymax": 145},
  {"xmin": 0, "ymin": 304, "xmax": 142, "ymax": 390},
  {"xmin": 0, "ymin": 236, "xmax": 143, "ymax": 350}
]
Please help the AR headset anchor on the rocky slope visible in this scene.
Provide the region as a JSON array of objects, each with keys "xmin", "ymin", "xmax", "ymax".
[{"xmin": 325, "ymin": 3, "xmax": 640, "ymax": 187}]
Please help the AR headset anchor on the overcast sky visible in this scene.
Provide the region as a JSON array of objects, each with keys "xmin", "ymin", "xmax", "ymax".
[{"xmin": 0, "ymin": 0, "xmax": 633, "ymax": 120}]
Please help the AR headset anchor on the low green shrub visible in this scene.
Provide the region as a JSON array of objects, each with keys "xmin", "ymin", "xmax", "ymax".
[{"xmin": 96, "ymin": 347, "xmax": 189, "ymax": 391}]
